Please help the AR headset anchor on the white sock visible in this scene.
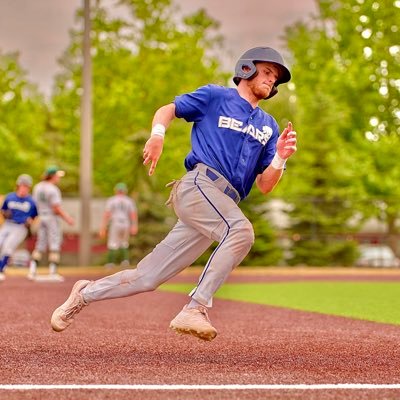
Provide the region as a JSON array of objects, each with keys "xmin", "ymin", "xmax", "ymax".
[
  {"xmin": 49, "ymin": 262, "xmax": 57, "ymax": 275},
  {"xmin": 187, "ymin": 298, "xmax": 203, "ymax": 309},
  {"xmin": 29, "ymin": 260, "xmax": 37, "ymax": 275}
]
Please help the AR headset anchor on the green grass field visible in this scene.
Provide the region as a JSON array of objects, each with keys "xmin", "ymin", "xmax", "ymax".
[{"xmin": 160, "ymin": 281, "xmax": 400, "ymax": 325}]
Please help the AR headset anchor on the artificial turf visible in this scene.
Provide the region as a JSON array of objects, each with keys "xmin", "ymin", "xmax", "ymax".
[{"xmin": 160, "ymin": 281, "xmax": 400, "ymax": 325}]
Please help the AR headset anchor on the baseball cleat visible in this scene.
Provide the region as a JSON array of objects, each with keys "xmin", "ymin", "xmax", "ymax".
[
  {"xmin": 169, "ymin": 305, "xmax": 217, "ymax": 341},
  {"xmin": 26, "ymin": 272, "xmax": 36, "ymax": 281},
  {"xmin": 120, "ymin": 260, "xmax": 130, "ymax": 268},
  {"xmin": 51, "ymin": 280, "xmax": 90, "ymax": 332},
  {"xmin": 49, "ymin": 273, "xmax": 65, "ymax": 282},
  {"xmin": 0, "ymin": 272, "xmax": 5, "ymax": 282}
]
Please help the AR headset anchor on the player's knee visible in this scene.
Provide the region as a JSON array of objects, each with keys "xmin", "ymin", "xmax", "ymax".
[
  {"xmin": 32, "ymin": 250, "xmax": 42, "ymax": 261},
  {"xmin": 232, "ymin": 219, "xmax": 255, "ymax": 251},
  {"xmin": 119, "ymin": 269, "xmax": 159, "ymax": 292},
  {"xmin": 136, "ymin": 271, "xmax": 165, "ymax": 292},
  {"xmin": 139, "ymin": 277, "xmax": 159, "ymax": 292},
  {"xmin": 242, "ymin": 221, "xmax": 255, "ymax": 248},
  {"xmin": 49, "ymin": 252, "xmax": 60, "ymax": 264}
]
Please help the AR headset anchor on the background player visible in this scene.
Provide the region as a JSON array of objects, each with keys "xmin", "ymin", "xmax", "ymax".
[
  {"xmin": 0, "ymin": 174, "xmax": 38, "ymax": 281},
  {"xmin": 99, "ymin": 182, "xmax": 138, "ymax": 268},
  {"xmin": 28, "ymin": 166, "xmax": 75, "ymax": 281},
  {"xmin": 51, "ymin": 46, "xmax": 297, "ymax": 341}
]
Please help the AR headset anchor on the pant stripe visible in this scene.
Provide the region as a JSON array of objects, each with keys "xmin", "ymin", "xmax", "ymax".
[{"xmin": 191, "ymin": 171, "xmax": 231, "ymax": 297}]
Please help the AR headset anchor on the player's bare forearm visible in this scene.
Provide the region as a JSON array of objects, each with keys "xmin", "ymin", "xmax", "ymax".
[
  {"xmin": 256, "ymin": 167, "xmax": 283, "ymax": 194},
  {"xmin": 53, "ymin": 205, "xmax": 75, "ymax": 226},
  {"xmin": 99, "ymin": 212, "xmax": 110, "ymax": 237},
  {"xmin": 152, "ymin": 103, "xmax": 176, "ymax": 129},
  {"xmin": 143, "ymin": 103, "xmax": 176, "ymax": 176},
  {"xmin": 130, "ymin": 212, "xmax": 138, "ymax": 235}
]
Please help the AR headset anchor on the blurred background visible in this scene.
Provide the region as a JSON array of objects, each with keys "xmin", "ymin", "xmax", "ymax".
[{"xmin": 0, "ymin": 0, "xmax": 399, "ymax": 267}]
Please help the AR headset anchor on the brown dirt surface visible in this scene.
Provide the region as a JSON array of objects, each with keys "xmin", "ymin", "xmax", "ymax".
[{"xmin": 1, "ymin": 269, "xmax": 400, "ymax": 400}]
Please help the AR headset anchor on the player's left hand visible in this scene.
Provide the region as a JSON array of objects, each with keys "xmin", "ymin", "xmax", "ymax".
[
  {"xmin": 24, "ymin": 217, "xmax": 33, "ymax": 228},
  {"xmin": 65, "ymin": 215, "xmax": 75, "ymax": 226},
  {"xmin": 143, "ymin": 135, "xmax": 164, "ymax": 176},
  {"xmin": 99, "ymin": 228, "xmax": 107, "ymax": 239},
  {"xmin": 1, "ymin": 210, "xmax": 12, "ymax": 219},
  {"xmin": 276, "ymin": 122, "xmax": 297, "ymax": 160}
]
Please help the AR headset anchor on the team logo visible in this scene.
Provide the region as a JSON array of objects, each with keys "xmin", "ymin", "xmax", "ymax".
[
  {"xmin": 218, "ymin": 116, "xmax": 273, "ymax": 145},
  {"xmin": 8, "ymin": 201, "xmax": 31, "ymax": 212}
]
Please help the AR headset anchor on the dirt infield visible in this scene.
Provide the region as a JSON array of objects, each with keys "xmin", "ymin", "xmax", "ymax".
[{"xmin": 1, "ymin": 269, "xmax": 400, "ymax": 400}]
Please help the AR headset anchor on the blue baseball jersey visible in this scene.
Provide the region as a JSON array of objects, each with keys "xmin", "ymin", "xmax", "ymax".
[
  {"xmin": 1, "ymin": 192, "xmax": 38, "ymax": 224},
  {"xmin": 174, "ymin": 84, "xmax": 281, "ymax": 200}
]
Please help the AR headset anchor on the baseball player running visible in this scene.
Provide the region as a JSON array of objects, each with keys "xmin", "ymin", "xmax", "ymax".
[
  {"xmin": 0, "ymin": 174, "xmax": 38, "ymax": 281},
  {"xmin": 99, "ymin": 182, "xmax": 138, "ymax": 268},
  {"xmin": 28, "ymin": 166, "xmax": 75, "ymax": 281},
  {"xmin": 51, "ymin": 47, "xmax": 297, "ymax": 341}
]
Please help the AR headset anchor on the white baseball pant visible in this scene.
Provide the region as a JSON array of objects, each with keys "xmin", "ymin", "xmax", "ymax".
[{"xmin": 82, "ymin": 163, "xmax": 254, "ymax": 307}]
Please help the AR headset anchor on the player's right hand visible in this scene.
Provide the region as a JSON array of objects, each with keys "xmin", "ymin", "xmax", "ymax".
[
  {"xmin": 276, "ymin": 121, "xmax": 297, "ymax": 160},
  {"xmin": 99, "ymin": 228, "xmax": 106, "ymax": 239},
  {"xmin": 1, "ymin": 210, "xmax": 12, "ymax": 219},
  {"xmin": 143, "ymin": 135, "xmax": 164, "ymax": 176},
  {"xmin": 65, "ymin": 215, "xmax": 75, "ymax": 226}
]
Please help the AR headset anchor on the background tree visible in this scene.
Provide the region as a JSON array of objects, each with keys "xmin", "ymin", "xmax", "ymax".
[
  {"xmin": 0, "ymin": 51, "xmax": 48, "ymax": 191},
  {"xmin": 50, "ymin": 0, "xmax": 289, "ymax": 266},
  {"xmin": 280, "ymin": 0, "xmax": 400, "ymax": 264},
  {"xmin": 333, "ymin": 0, "xmax": 400, "ymax": 256},
  {"xmin": 50, "ymin": 0, "xmax": 230, "ymax": 263}
]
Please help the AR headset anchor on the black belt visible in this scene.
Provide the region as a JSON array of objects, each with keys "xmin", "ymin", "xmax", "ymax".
[{"xmin": 205, "ymin": 168, "xmax": 240, "ymax": 203}]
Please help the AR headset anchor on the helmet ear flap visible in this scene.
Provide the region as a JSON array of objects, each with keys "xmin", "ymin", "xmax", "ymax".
[
  {"xmin": 265, "ymin": 85, "xmax": 278, "ymax": 99},
  {"xmin": 234, "ymin": 60, "xmax": 258, "ymax": 82}
]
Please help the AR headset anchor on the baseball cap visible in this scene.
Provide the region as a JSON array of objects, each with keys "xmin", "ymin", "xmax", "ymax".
[
  {"xmin": 45, "ymin": 165, "xmax": 65, "ymax": 178},
  {"xmin": 114, "ymin": 182, "xmax": 128, "ymax": 192},
  {"xmin": 16, "ymin": 174, "xmax": 33, "ymax": 187}
]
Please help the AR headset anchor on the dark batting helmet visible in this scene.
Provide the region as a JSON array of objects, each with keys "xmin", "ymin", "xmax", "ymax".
[{"xmin": 233, "ymin": 47, "xmax": 291, "ymax": 99}]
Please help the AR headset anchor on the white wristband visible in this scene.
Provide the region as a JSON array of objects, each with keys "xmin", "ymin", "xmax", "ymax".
[
  {"xmin": 151, "ymin": 123, "xmax": 166, "ymax": 138},
  {"xmin": 271, "ymin": 153, "xmax": 286, "ymax": 169}
]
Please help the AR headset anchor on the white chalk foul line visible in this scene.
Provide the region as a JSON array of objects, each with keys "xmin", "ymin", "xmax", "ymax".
[{"xmin": 0, "ymin": 384, "xmax": 400, "ymax": 391}]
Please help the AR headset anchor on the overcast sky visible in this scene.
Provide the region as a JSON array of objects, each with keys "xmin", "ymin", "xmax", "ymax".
[{"xmin": 0, "ymin": 0, "xmax": 316, "ymax": 96}]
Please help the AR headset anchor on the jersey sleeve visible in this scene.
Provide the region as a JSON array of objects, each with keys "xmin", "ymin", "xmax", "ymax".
[
  {"xmin": 30, "ymin": 199, "xmax": 38, "ymax": 219},
  {"xmin": 1, "ymin": 195, "xmax": 9, "ymax": 211},
  {"xmin": 49, "ymin": 187, "xmax": 62, "ymax": 207},
  {"xmin": 260, "ymin": 120, "xmax": 281, "ymax": 171},
  {"xmin": 174, "ymin": 85, "xmax": 212, "ymax": 123}
]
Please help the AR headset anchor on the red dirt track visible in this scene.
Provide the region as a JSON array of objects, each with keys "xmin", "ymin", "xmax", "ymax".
[{"xmin": 1, "ymin": 269, "xmax": 400, "ymax": 400}]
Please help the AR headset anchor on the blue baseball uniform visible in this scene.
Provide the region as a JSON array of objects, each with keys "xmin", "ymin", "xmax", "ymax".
[
  {"xmin": 1, "ymin": 193, "xmax": 38, "ymax": 224},
  {"xmin": 0, "ymin": 193, "xmax": 38, "ymax": 272},
  {"xmin": 50, "ymin": 46, "xmax": 296, "ymax": 340},
  {"xmin": 176, "ymin": 84, "xmax": 280, "ymax": 200},
  {"xmin": 80, "ymin": 84, "xmax": 280, "ymax": 309}
]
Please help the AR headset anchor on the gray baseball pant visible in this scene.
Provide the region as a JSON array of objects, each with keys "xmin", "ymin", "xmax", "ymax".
[
  {"xmin": 107, "ymin": 221, "xmax": 130, "ymax": 250},
  {"xmin": 82, "ymin": 163, "xmax": 254, "ymax": 307},
  {"xmin": 35, "ymin": 216, "xmax": 62, "ymax": 252},
  {"xmin": 0, "ymin": 221, "xmax": 28, "ymax": 256}
]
